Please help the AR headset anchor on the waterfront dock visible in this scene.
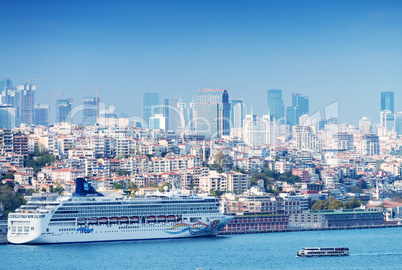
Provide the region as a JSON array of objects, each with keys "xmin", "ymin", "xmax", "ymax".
[{"xmin": 219, "ymin": 224, "xmax": 402, "ymax": 235}]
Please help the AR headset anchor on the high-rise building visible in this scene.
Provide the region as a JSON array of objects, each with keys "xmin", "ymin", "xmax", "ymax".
[
  {"xmin": 396, "ymin": 112, "xmax": 402, "ymax": 135},
  {"xmin": 143, "ymin": 93, "xmax": 160, "ymax": 128},
  {"xmin": 162, "ymin": 97, "xmax": 179, "ymax": 131},
  {"xmin": 294, "ymin": 126, "xmax": 321, "ymax": 152},
  {"xmin": 149, "ymin": 114, "xmax": 167, "ymax": 131},
  {"xmin": 230, "ymin": 98, "xmax": 246, "ymax": 128},
  {"xmin": 178, "ymin": 102, "xmax": 193, "ymax": 133},
  {"xmin": 286, "ymin": 93, "xmax": 309, "ymax": 126},
  {"xmin": 381, "ymin": 92, "xmax": 394, "ymax": 113},
  {"xmin": 56, "ymin": 98, "xmax": 72, "ymax": 123},
  {"xmin": 243, "ymin": 113, "xmax": 276, "ymax": 146},
  {"xmin": 193, "ymin": 89, "xmax": 230, "ymax": 139},
  {"xmin": 83, "ymin": 96, "xmax": 99, "ymax": 126},
  {"xmin": 0, "ymin": 105, "xmax": 16, "ymax": 129},
  {"xmin": 13, "ymin": 133, "xmax": 29, "ymax": 156},
  {"xmin": 361, "ymin": 134, "xmax": 380, "ymax": 156},
  {"xmin": 267, "ymin": 89, "xmax": 284, "ymax": 121},
  {"xmin": 286, "ymin": 107, "xmax": 301, "ymax": 126},
  {"xmin": 18, "ymin": 83, "xmax": 35, "ymax": 125},
  {"xmin": 292, "ymin": 93, "xmax": 309, "ymax": 115},
  {"xmin": 333, "ymin": 132, "xmax": 354, "ymax": 152},
  {"xmin": 33, "ymin": 103, "xmax": 49, "ymax": 126},
  {"xmin": 359, "ymin": 117, "xmax": 373, "ymax": 134},
  {"xmin": 380, "ymin": 110, "xmax": 395, "ymax": 134}
]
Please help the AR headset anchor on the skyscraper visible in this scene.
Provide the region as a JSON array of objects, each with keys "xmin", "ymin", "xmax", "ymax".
[
  {"xmin": 162, "ymin": 97, "xmax": 179, "ymax": 131},
  {"xmin": 56, "ymin": 98, "xmax": 72, "ymax": 123},
  {"xmin": 0, "ymin": 104, "xmax": 16, "ymax": 129},
  {"xmin": 267, "ymin": 89, "xmax": 284, "ymax": 121},
  {"xmin": 143, "ymin": 93, "xmax": 160, "ymax": 128},
  {"xmin": 286, "ymin": 93, "xmax": 309, "ymax": 126},
  {"xmin": 194, "ymin": 89, "xmax": 230, "ymax": 139},
  {"xmin": 83, "ymin": 96, "xmax": 99, "ymax": 126},
  {"xmin": 18, "ymin": 83, "xmax": 35, "ymax": 125},
  {"xmin": 230, "ymin": 98, "xmax": 246, "ymax": 128},
  {"xmin": 381, "ymin": 92, "xmax": 394, "ymax": 113},
  {"xmin": 33, "ymin": 103, "xmax": 49, "ymax": 126}
]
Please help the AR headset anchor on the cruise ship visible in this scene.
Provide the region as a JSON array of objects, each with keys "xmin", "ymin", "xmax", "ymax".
[{"xmin": 7, "ymin": 178, "xmax": 233, "ymax": 244}]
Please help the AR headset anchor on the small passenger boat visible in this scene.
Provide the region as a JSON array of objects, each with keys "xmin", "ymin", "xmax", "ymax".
[
  {"xmin": 130, "ymin": 216, "xmax": 139, "ymax": 223},
  {"xmin": 157, "ymin": 216, "xmax": 166, "ymax": 222},
  {"xmin": 99, "ymin": 217, "xmax": 107, "ymax": 224},
  {"xmin": 119, "ymin": 217, "xmax": 128, "ymax": 223},
  {"xmin": 167, "ymin": 216, "xmax": 175, "ymax": 222},
  {"xmin": 297, "ymin": 247, "xmax": 349, "ymax": 257},
  {"xmin": 109, "ymin": 217, "xmax": 118, "ymax": 223},
  {"xmin": 77, "ymin": 218, "xmax": 86, "ymax": 225},
  {"xmin": 147, "ymin": 216, "xmax": 156, "ymax": 222},
  {"xmin": 88, "ymin": 217, "xmax": 98, "ymax": 224}
]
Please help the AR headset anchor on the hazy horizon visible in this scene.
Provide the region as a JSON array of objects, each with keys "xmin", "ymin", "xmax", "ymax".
[{"xmin": 1, "ymin": 0, "xmax": 402, "ymax": 125}]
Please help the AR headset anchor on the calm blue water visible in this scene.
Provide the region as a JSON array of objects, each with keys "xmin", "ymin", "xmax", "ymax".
[{"xmin": 1, "ymin": 227, "xmax": 401, "ymax": 270}]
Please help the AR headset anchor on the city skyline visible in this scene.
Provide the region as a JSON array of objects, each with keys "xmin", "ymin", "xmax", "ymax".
[{"xmin": 1, "ymin": 1, "xmax": 402, "ymax": 125}]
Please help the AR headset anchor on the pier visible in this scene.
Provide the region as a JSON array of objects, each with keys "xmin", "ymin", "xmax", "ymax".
[{"xmin": 219, "ymin": 224, "xmax": 402, "ymax": 235}]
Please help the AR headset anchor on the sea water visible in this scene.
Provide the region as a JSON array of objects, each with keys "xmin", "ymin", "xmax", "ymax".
[{"xmin": 1, "ymin": 227, "xmax": 401, "ymax": 270}]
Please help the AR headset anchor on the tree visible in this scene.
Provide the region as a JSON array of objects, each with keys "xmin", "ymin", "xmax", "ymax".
[
  {"xmin": 311, "ymin": 200, "xmax": 329, "ymax": 210},
  {"xmin": 348, "ymin": 186, "xmax": 363, "ymax": 194},
  {"xmin": 343, "ymin": 198, "xmax": 362, "ymax": 209},
  {"xmin": 0, "ymin": 184, "xmax": 26, "ymax": 218},
  {"xmin": 24, "ymin": 151, "xmax": 56, "ymax": 173},
  {"xmin": 4, "ymin": 173, "xmax": 14, "ymax": 179},
  {"xmin": 213, "ymin": 151, "xmax": 226, "ymax": 168},
  {"xmin": 53, "ymin": 184, "xmax": 65, "ymax": 195},
  {"xmin": 114, "ymin": 183, "xmax": 123, "ymax": 189},
  {"xmin": 118, "ymin": 170, "xmax": 130, "ymax": 176},
  {"xmin": 41, "ymin": 187, "xmax": 47, "ymax": 192}
]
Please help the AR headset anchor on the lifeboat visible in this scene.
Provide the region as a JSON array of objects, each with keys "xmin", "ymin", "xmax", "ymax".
[
  {"xmin": 109, "ymin": 217, "xmax": 118, "ymax": 223},
  {"xmin": 130, "ymin": 216, "xmax": 139, "ymax": 223},
  {"xmin": 99, "ymin": 217, "xmax": 107, "ymax": 224},
  {"xmin": 167, "ymin": 216, "xmax": 175, "ymax": 222},
  {"xmin": 88, "ymin": 217, "xmax": 98, "ymax": 224},
  {"xmin": 147, "ymin": 216, "xmax": 156, "ymax": 222},
  {"xmin": 157, "ymin": 216, "xmax": 166, "ymax": 222},
  {"xmin": 77, "ymin": 218, "xmax": 86, "ymax": 225},
  {"xmin": 119, "ymin": 217, "xmax": 128, "ymax": 223}
]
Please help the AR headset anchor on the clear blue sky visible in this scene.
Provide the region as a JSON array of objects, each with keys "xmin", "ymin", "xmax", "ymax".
[{"xmin": 1, "ymin": 0, "xmax": 402, "ymax": 124}]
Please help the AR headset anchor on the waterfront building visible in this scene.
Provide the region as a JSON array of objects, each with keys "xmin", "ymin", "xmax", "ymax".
[
  {"xmin": 267, "ymin": 89, "xmax": 285, "ymax": 121},
  {"xmin": 143, "ymin": 93, "xmax": 160, "ymax": 128},
  {"xmin": 221, "ymin": 215, "xmax": 289, "ymax": 233},
  {"xmin": 193, "ymin": 89, "xmax": 230, "ymax": 139}
]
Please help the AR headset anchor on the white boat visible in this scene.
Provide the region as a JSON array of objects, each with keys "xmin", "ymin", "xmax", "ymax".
[
  {"xmin": 7, "ymin": 178, "xmax": 232, "ymax": 244},
  {"xmin": 297, "ymin": 247, "xmax": 349, "ymax": 257}
]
